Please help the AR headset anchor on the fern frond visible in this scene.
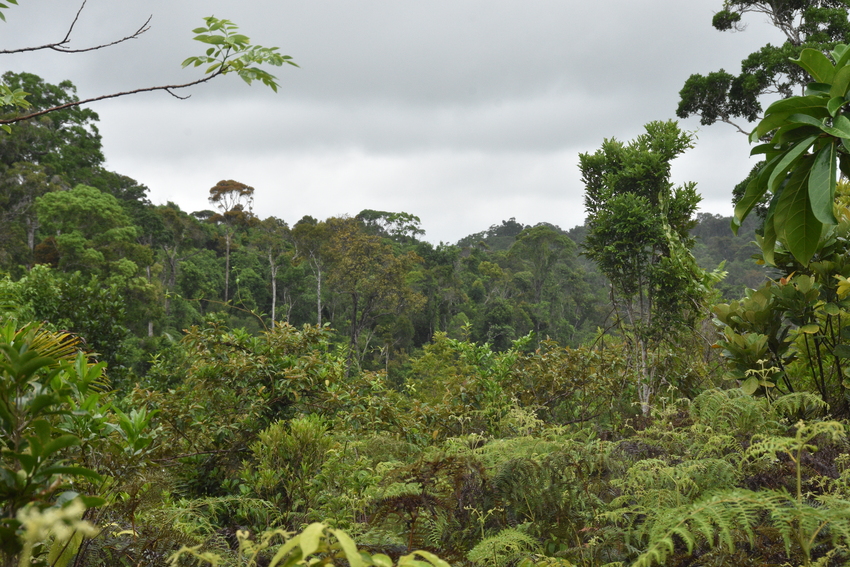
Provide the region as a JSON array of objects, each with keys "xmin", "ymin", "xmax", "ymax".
[
  {"xmin": 467, "ymin": 528, "xmax": 541, "ymax": 567},
  {"xmin": 772, "ymin": 392, "xmax": 829, "ymax": 420},
  {"xmin": 631, "ymin": 488, "xmax": 792, "ymax": 567}
]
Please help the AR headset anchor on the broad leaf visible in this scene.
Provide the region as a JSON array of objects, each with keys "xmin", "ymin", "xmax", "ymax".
[
  {"xmin": 793, "ymin": 48, "xmax": 836, "ymax": 84},
  {"xmin": 830, "ymin": 65, "xmax": 850, "ymax": 98},
  {"xmin": 828, "ymin": 96, "xmax": 847, "ymax": 116},
  {"xmin": 773, "ymin": 162, "xmax": 821, "ymax": 264},
  {"xmin": 767, "ymin": 135, "xmax": 817, "ymax": 192},
  {"xmin": 809, "ymin": 142, "xmax": 838, "ymax": 224}
]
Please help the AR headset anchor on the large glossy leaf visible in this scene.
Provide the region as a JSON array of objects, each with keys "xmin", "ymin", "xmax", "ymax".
[
  {"xmin": 752, "ymin": 96, "xmax": 832, "ymax": 140},
  {"xmin": 793, "ymin": 48, "xmax": 836, "ymax": 84},
  {"xmin": 733, "ymin": 154, "xmax": 782, "ymax": 232},
  {"xmin": 773, "ymin": 162, "xmax": 821, "ymax": 264},
  {"xmin": 830, "ymin": 65, "xmax": 850, "ymax": 98},
  {"xmin": 828, "ymin": 96, "xmax": 846, "ymax": 116},
  {"xmin": 761, "ymin": 212, "xmax": 778, "ymax": 266},
  {"xmin": 834, "ymin": 43, "xmax": 850, "ymax": 69},
  {"xmin": 809, "ymin": 142, "xmax": 838, "ymax": 224},
  {"xmin": 773, "ymin": 124, "xmax": 822, "ymax": 145},
  {"xmin": 767, "ymin": 135, "xmax": 817, "ymax": 191}
]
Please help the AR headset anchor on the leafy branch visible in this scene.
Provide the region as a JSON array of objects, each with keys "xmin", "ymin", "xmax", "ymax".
[{"xmin": 0, "ymin": 14, "xmax": 297, "ymax": 132}]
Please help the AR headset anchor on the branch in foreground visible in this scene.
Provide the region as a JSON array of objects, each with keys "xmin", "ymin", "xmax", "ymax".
[
  {"xmin": 0, "ymin": 71, "xmax": 224, "ymax": 126},
  {"xmin": 0, "ymin": 0, "xmax": 151, "ymax": 55}
]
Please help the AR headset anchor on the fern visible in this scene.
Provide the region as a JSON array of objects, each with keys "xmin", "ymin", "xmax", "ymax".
[
  {"xmin": 467, "ymin": 527, "xmax": 541, "ymax": 567},
  {"xmin": 627, "ymin": 419, "xmax": 850, "ymax": 567},
  {"xmin": 689, "ymin": 388, "xmax": 780, "ymax": 436},
  {"xmin": 771, "ymin": 391, "xmax": 829, "ymax": 421},
  {"xmin": 630, "ymin": 488, "xmax": 790, "ymax": 567},
  {"xmin": 610, "ymin": 458, "xmax": 739, "ymax": 511}
]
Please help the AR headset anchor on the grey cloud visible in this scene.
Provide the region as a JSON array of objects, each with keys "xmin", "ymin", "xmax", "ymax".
[{"xmin": 1, "ymin": 0, "xmax": 784, "ymax": 243}]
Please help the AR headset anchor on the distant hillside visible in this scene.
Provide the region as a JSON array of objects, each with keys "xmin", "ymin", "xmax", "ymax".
[
  {"xmin": 690, "ymin": 212, "xmax": 769, "ymax": 299},
  {"xmin": 456, "ymin": 213, "xmax": 769, "ymax": 301}
]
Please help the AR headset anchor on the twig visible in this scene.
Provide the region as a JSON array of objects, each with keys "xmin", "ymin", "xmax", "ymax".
[{"xmin": 0, "ymin": 0, "xmax": 151, "ymax": 55}]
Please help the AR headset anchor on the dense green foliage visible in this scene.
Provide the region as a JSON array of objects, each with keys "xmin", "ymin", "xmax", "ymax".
[{"xmin": 11, "ymin": 4, "xmax": 850, "ymax": 567}]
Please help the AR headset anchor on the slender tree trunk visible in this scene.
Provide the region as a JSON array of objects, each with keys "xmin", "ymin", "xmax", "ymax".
[
  {"xmin": 224, "ymin": 232, "xmax": 232, "ymax": 303},
  {"xmin": 146, "ymin": 265, "xmax": 154, "ymax": 337},
  {"xmin": 315, "ymin": 261, "xmax": 323, "ymax": 326},
  {"xmin": 346, "ymin": 292, "xmax": 359, "ymax": 376},
  {"xmin": 165, "ymin": 251, "xmax": 178, "ymax": 317},
  {"xmin": 269, "ymin": 249, "xmax": 278, "ymax": 329},
  {"xmin": 25, "ymin": 215, "xmax": 37, "ymax": 252}
]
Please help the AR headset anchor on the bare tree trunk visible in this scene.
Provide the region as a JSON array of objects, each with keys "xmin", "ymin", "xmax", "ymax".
[
  {"xmin": 25, "ymin": 215, "xmax": 37, "ymax": 251},
  {"xmin": 316, "ymin": 262, "xmax": 323, "ymax": 326},
  {"xmin": 224, "ymin": 232, "xmax": 232, "ymax": 303},
  {"xmin": 269, "ymin": 249, "xmax": 278, "ymax": 329},
  {"xmin": 146, "ymin": 264, "xmax": 154, "ymax": 337}
]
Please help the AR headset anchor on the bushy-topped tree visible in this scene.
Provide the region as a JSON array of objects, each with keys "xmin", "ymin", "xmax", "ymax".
[{"xmin": 579, "ymin": 120, "xmax": 717, "ymax": 413}]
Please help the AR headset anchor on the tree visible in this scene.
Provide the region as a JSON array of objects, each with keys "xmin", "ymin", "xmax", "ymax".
[
  {"xmin": 0, "ymin": 72, "xmax": 103, "ymax": 183},
  {"xmin": 580, "ymin": 121, "xmax": 712, "ymax": 412},
  {"xmin": 0, "ymin": 10, "xmax": 297, "ymax": 131},
  {"xmin": 323, "ymin": 217, "xmax": 424, "ymax": 372},
  {"xmin": 207, "ymin": 179, "xmax": 255, "ymax": 303},
  {"xmin": 252, "ymin": 216, "xmax": 292, "ymax": 328},
  {"xmin": 356, "ymin": 210, "xmax": 426, "ymax": 243},
  {"xmin": 35, "ymin": 183, "xmax": 143, "ymax": 276},
  {"xmin": 0, "ymin": 162, "xmax": 61, "ymax": 270},
  {"xmin": 677, "ymin": 0, "xmax": 850, "ymax": 135},
  {"xmin": 291, "ymin": 217, "xmax": 330, "ymax": 326},
  {"xmin": 507, "ymin": 225, "xmax": 580, "ymax": 340}
]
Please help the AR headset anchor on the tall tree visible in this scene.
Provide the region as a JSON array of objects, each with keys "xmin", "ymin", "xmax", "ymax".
[
  {"xmin": 323, "ymin": 217, "xmax": 424, "ymax": 372},
  {"xmin": 291, "ymin": 217, "xmax": 330, "ymax": 326},
  {"xmin": 580, "ymin": 121, "xmax": 711, "ymax": 413},
  {"xmin": 252, "ymin": 216, "xmax": 292, "ymax": 328},
  {"xmin": 35, "ymin": 183, "xmax": 144, "ymax": 277},
  {"xmin": 0, "ymin": 162, "xmax": 61, "ymax": 271},
  {"xmin": 207, "ymin": 179, "xmax": 255, "ymax": 303},
  {"xmin": 677, "ymin": 0, "xmax": 850, "ymax": 135}
]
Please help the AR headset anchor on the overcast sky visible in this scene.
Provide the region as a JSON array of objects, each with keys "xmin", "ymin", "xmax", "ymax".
[{"xmin": 2, "ymin": 1, "xmax": 783, "ymax": 243}]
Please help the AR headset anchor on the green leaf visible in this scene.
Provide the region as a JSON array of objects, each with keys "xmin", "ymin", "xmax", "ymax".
[
  {"xmin": 787, "ymin": 113, "xmax": 827, "ymax": 129},
  {"xmin": 298, "ymin": 523, "xmax": 325, "ymax": 557},
  {"xmin": 833, "ymin": 344, "xmax": 850, "ymax": 358},
  {"xmin": 38, "ymin": 465, "xmax": 102, "ymax": 482},
  {"xmin": 741, "ymin": 376, "xmax": 760, "ymax": 395},
  {"xmin": 330, "ymin": 529, "xmax": 365, "ymax": 567},
  {"xmin": 809, "ymin": 142, "xmax": 838, "ymax": 224},
  {"xmin": 801, "ymin": 324, "xmax": 820, "ymax": 334},
  {"xmin": 831, "ymin": 65, "xmax": 850, "ymax": 98},
  {"xmin": 835, "ymin": 43, "xmax": 850, "ymax": 69},
  {"xmin": 269, "ymin": 534, "xmax": 302, "ymax": 567},
  {"xmin": 734, "ymin": 155, "xmax": 782, "ymax": 231},
  {"xmin": 753, "ymin": 96, "xmax": 832, "ymax": 140},
  {"xmin": 372, "ymin": 554, "xmax": 394, "ymax": 567},
  {"xmin": 405, "ymin": 551, "xmax": 452, "ymax": 567},
  {"xmin": 793, "ymin": 48, "xmax": 836, "ymax": 83},
  {"xmin": 806, "ymin": 82, "xmax": 832, "ymax": 96},
  {"xmin": 41, "ymin": 435, "xmax": 80, "ymax": 459},
  {"xmin": 761, "ymin": 212, "xmax": 778, "ymax": 266},
  {"xmin": 774, "ymin": 161, "xmax": 822, "ymax": 265},
  {"xmin": 828, "ymin": 96, "xmax": 846, "ymax": 116},
  {"xmin": 767, "ymin": 135, "xmax": 817, "ymax": 192}
]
